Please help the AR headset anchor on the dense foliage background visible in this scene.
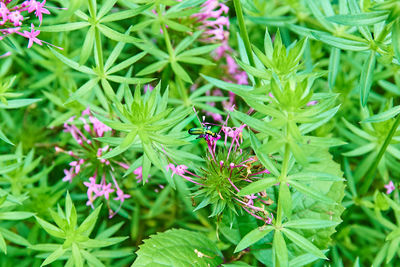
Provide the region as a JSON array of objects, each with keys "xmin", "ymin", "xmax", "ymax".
[{"xmin": 1, "ymin": 0, "xmax": 400, "ymax": 266}]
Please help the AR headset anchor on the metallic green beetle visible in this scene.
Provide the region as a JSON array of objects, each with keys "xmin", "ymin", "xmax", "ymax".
[{"xmin": 188, "ymin": 125, "xmax": 218, "ymax": 139}]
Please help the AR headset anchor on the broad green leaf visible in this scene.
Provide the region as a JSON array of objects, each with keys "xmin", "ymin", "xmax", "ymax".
[
  {"xmin": 132, "ymin": 229, "xmax": 223, "ymax": 266},
  {"xmin": 235, "ymin": 226, "xmax": 273, "ymax": 252},
  {"xmin": 282, "ymin": 228, "xmax": 327, "ymax": 259}
]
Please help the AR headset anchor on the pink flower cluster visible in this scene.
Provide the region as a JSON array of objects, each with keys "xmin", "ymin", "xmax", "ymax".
[
  {"xmin": 191, "ymin": 0, "xmax": 248, "ymax": 122},
  {"xmin": 167, "ymin": 112, "xmax": 274, "ymax": 224},
  {"xmin": 56, "ymin": 108, "xmax": 137, "ymax": 218},
  {"xmin": 0, "ymin": 0, "xmax": 60, "ymax": 53}
]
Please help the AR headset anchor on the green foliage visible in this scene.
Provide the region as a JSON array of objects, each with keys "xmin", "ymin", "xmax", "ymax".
[
  {"xmin": 31, "ymin": 192, "xmax": 128, "ymax": 266},
  {"xmin": 132, "ymin": 228, "xmax": 223, "ymax": 266}
]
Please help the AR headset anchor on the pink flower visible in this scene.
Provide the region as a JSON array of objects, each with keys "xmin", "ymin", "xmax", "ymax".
[
  {"xmin": 62, "ymin": 168, "xmax": 75, "ymax": 183},
  {"xmin": 101, "ymin": 182, "xmax": 115, "ymax": 200},
  {"xmin": 27, "ymin": 0, "xmax": 50, "ymax": 25},
  {"xmin": 89, "ymin": 116, "xmax": 111, "ymax": 137},
  {"xmin": 114, "ymin": 189, "xmax": 131, "ymax": 203},
  {"xmin": 384, "ymin": 181, "xmax": 395, "ymax": 194},
  {"xmin": 8, "ymin": 11, "xmax": 23, "ymax": 26},
  {"xmin": 19, "ymin": 24, "xmax": 42, "ymax": 48}
]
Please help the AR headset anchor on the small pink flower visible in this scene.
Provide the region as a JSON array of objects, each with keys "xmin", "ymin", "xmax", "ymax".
[
  {"xmin": 114, "ymin": 189, "xmax": 131, "ymax": 203},
  {"xmin": 8, "ymin": 11, "xmax": 23, "ymax": 26},
  {"xmin": 384, "ymin": 181, "xmax": 395, "ymax": 194},
  {"xmin": 19, "ymin": 24, "xmax": 42, "ymax": 48},
  {"xmin": 101, "ymin": 182, "xmax": 115, "ymax": 200},
  {"xmin": 62, "ymin": 168, "xmax": 75, "ymax": 183}
]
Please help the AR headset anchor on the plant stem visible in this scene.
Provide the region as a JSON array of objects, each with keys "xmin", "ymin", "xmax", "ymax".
[
  {"xmin": 276, "ymin": 143, "xmax": 290, "ymax": 226},
  {"xmin": 360, "ymin": 114, "xmax": 400, "ymax": 195},
  {"xmin": 233, "ymin": 0, "xmax": 260, "ymax": 87},
  {"xmin": 158, "ymin": 5, "xmax": 174, "ymax": 60}
]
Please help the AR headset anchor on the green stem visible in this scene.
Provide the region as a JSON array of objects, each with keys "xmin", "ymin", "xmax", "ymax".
[
  {"xmin": 360, "ymin": 114, "xmax": 400, "ymax": 195},
  {"xmin": 158, "ymin": 5, "xmax": 174, "ymax": 60},
  {"xmin": 94, "ymin": 28, "xmax": 104, "ymax": 73},
  {"xmin": 276, "ymin": 143, "xmax": 290, "ymax": 226},
  {"xmin": 233, "ymin": 0, "xmax": 260, "ymax": 87},
  {"xmin": 176, "ymin": 77, "xmax": 189, "ymax": 105}
]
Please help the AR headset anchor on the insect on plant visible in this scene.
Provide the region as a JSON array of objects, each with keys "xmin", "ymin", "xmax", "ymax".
[{"xmin": 188, "ymin": 107, "xmax": 221, "ymax": 139}]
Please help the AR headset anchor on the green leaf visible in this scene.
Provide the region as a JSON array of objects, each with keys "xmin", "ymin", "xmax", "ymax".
[
  {"xmin": 0, "ymin": 128, "xmax": 13, "ymax": 145},
  {"xmin": 289, "ymin": 180, "xmax": 336, "ymax": 204},
  {"xmin": 235, "ymin": 226, "xmax": 274, "ymax": 253},
  {"xmin": 0, "ymin": 211, "xmax": 35, "ymax": 220},
  {"xmin": 97, "ymin": 0, "xmax": 118, "ymax": 19},
  {"xmin": 98, "ymin": 24, "xmax": 141, "ymax": 44},
  {"xmin": 39, "ymin": 22, "xmax": 90, "ymax": 32},
  {"xmin": 132, "ymin": 229, "xmax": 223, "ymax": 266},
  {"xmin": 77, "ymin": 204, "xmax": 102, "ymax": 236},
  {"xmin": 273, "ymin": 231, "xmax": 288, "ymax": 267},
  {"xmin": 178, "ymin": 44, "xmax": 220, "ymax": 57},
  {"xmin": 280, "ymin": 183, "xmax": 292, "ymax": 218},
  {"xmin": 81, "ymin": 250, "xmax": 105, "ymax": 267},
  {"xmin": 393, "ymin": 19, "xmax": 400, "ymax": 62},
  {"xmin": 0, "ymin": 233, "xmax": 6, "ymax": 254},
  {"xmin": 171, "ymin": 61, "xmax": 192, "ymax": 83},
  {"xmin": 72, "ymin": 243, "xmax": 83, "ymax": 267},
  {"xmin": 283, "ymin": 219, "xmax": 339, "ymax": 229},
  {"xmin": 238, "ymin": 178, "xmax": 278, "ymax": 196},
  {"xmin": 327, "ymin": 11, "xmax": 388, "ymax": 26},
  {"xmin": 328, "ymin": 47, "xmax": 340, "ymax": 89},
  {"xmin": 232, "ymin": 111, "xmax": 280, "ymax": 137},
  {"xmin": 106, "ymin": 51, "xmax": 147, "ymax": 75},
  {"xmin": 282, "ymin": 228, "xmax": 327, "ymax": 259},
  {"xmin": 137, "ymin": 60, "xmax": 168, "ymax": 76},
  {"xmin": 35, "ymin": 216, "xmax": 65, "ymax": 238},
  {"xmin": 0, "ymin": 98, "xmax": 41, "ymax": 109},
  {"xmin": 65, "ymin": 78, "xmax": 99, "ymax": 103},
  {"xmin": 79, "ymin": 26, "xmax": 95, "ymax": 65},
  {"xmin": 49, "ymin": 47, "xmax": 95, "ymax": 75},
  {"xmin": 41, "ymin": 246, "xmax": 66, "ymax": 266},
  {"xmin": 100, "ymin": 4, "xmax": 153, "ymax": 23},
  {"xmin": 311, "ymin": 31, "xmax": 369, "ymax": 51},
  {"xmin": 362, "ymin": 105, "xmax": 400, "ymax": 123},
  {"xmin": 288, "ymin": 172, "xmax": 344, "ymax": 182},
  {"xmin": 360, "ymin": 51, "xmax": 376, "ymax": 106}
]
